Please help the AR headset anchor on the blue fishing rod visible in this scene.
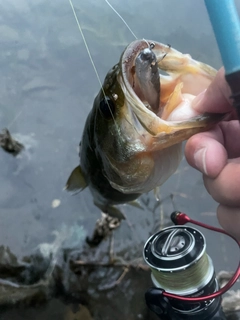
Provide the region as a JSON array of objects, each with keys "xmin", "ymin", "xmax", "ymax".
[{"xmin": 205, "ymin": 0, "xmax": 240, "ymax": 118}]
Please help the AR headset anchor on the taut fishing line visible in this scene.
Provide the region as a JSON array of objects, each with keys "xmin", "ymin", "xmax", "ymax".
[
  {"xmin": 104, "ymin": 0, "xmax": 137, "ymax": 40},
  {"xmin": 7, "ymin": 0, "xmax": 136, "ymax": 129},
  {"xmin": 68, "ymin": 0, "xmax": 137, "ymax": 126},
  {"xmin": 68, "ymin": 0, "xmax": 117, "ymax": 125}
]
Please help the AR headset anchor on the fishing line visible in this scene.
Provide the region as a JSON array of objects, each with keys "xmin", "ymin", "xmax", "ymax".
[
  {"xmin": 7, "ymin": 107, "xmax": 28, "ymax": 129},
  {"xmin": 7, "ymin": 1, "xmax": 137, "ymax": 129},
  {"xmin": 68, "ymin": 0, "xmax": 117, "ymax": 125},
  {"xmin": 104, "ymin": 0, "xmax": 137, "ymax": 40},
  {"xmin": 6, "ymin": 1, "xmax": 117, "ymax": 129}
]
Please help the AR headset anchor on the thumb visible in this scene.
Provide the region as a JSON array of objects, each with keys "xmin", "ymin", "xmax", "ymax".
[{"xmin": 192, "ymin": 67, "xmax": 233, "ymax": 114}]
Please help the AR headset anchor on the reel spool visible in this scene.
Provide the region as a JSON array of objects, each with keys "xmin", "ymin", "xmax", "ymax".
[
  {"xmin": 143, "ymin": 211, "xmax": 240, "ymax": 319},
  {"xmin": 144, "ymin": 226, "xmax": 215, "ymax": 295},
  {"xmin": 143, "ymin": 225, "xmax": 220, "ymax": 318}
]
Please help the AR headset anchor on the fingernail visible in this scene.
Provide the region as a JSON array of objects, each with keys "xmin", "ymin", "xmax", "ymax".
[
  {"xmin": 192, "ymin": 89, "xmax": 207, "ymax": 111},
  {"xmin": 194, "ymin": 148, "xmax": 208, "ymax": 175}
]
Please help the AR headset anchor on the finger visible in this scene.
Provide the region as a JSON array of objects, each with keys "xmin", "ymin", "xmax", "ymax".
[
  {"xmin": 185, "ymin": 127, "xmax": 227, "ymax": 178},
  {"xmin": 192, "ymin": 67, "xmax": 233, "ymax": 114},
  {"xmin": 217, "ymin": 205, "xmax": 240, "ymax": 241},
  {"xmin": 185, "ymin": 120, "xmax": 240, "ymax": 177},
  {"xmin": 203, "ymin": 159, "xmax": 240, "ymax": 207},
  {"xmin": 219, "ymin": 121, "xmax": 240, "ymax": 158}
]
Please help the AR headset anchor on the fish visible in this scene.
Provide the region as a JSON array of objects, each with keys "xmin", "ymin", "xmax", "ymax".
[{"xmin": 66, "ymin": 39, "xmax": 224, "ymax": 219}]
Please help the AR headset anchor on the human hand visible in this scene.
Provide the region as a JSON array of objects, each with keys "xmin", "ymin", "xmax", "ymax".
[{"xmin": 185, "ymin": 67, "xmax": 240, "ymax": 240}]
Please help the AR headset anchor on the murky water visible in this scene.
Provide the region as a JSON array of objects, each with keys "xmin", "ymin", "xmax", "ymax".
[{"xmin": 0, "ymin": 0, "xmax": 240, "ymax": 319}]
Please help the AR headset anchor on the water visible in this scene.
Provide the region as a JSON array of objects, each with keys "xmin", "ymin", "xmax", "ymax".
[{"xmin": 0, "ymin": 0, "xmax": 239, "ymax": 319}]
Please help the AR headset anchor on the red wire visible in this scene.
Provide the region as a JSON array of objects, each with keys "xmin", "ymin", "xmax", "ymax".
[{"xmin": 162, "ymin": 212, "xmax": 240, "ymax": 302}]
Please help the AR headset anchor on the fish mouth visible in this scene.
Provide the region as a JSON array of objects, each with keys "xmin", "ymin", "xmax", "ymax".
[{"xmin": 119, "ymin": 39, "xmax": 221, "ymax": 143}]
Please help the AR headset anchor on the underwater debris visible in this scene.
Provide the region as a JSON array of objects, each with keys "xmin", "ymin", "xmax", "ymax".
[
  {"xmin": 86, "ymin": 213, "xmax": 121, "ymax": 246},
  {"xmin": 51, "ymin": 199, "xmax": 61, "ymax": 208},
  {"xmin": 0, "ymin": 243, "xmax": 239, "ymax": 319},
  {"xmin": 0, "ymin": 128, "xmax": 24, "ymax": 156},
  {"xmin": 217, "ymin": 270, "xmax": 240, "ymax": 315},
  {"xmin": 70, "ymin": 255, "xmax": 149, "ymax": 292},
  {"xmin": 0, "ymin": 225, "xmax": 87, "ymax": 307},
  {"xmin": 0, "ymin": 245, "xmax": 52, "ymax": 306},
  {"xmin": 64, "ymin": 304, "xmax": 93, "ymax": 320}
]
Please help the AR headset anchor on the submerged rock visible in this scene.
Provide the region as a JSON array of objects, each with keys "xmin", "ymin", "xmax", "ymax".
[
  {"xmin": 0, "ymin": 129, "xmax": 24, "ymax": 156},
  {"xmin": 0, "ymin": 227, "xmax": 239, "ymax": 319}
]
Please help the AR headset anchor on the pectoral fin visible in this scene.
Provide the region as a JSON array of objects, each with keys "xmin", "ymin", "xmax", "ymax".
[
  {"xmin": 128, "ymin": 200, "xmax": 144, "ymax": 210},
  {"xmin": 65, "ymin": 165, "xmax": 87, "ymax": 192}
]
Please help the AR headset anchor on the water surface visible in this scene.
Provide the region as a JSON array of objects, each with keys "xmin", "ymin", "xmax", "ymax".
[{"xmin": 0, "ymin": 1, "xmax": 239, "ymax": 319}]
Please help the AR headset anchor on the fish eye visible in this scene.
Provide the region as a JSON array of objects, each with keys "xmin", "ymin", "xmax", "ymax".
[{"xmin": 99, "ymin": 97, "xmax": 115, "ymax": 120}]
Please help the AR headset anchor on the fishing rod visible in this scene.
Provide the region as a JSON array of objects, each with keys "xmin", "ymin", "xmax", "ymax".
[
  {"xmin": 143, "ymin": 211, "xmax": 240, "ymax": 319},
  {"xmin": 205, "ymin": 0, "xmax": 240, "ymax": 119},
  {"xmin": 143, "ymin": 3, "xmax": 240, "ymax": 318}
]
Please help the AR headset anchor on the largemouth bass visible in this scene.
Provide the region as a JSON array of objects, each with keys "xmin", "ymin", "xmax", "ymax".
[{"xmin": 66, "ymin": 39, "xmax": 223, "ymax": 219}]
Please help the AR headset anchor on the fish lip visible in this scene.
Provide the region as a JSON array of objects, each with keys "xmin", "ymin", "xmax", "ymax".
[
  {"xmin": 120, "ymin": 40, "xmax": 168, "ymax": 134},
  {"xmin": 120, "ymin": 40, "xmax": 169, "ymax": 114},
  {"xmin": 121, "ymin": 39, "xmax": 155, "ymax": 98},
  {"xmin": 121, "ymin": 39, "xmax": 169, "ymax": 90}
]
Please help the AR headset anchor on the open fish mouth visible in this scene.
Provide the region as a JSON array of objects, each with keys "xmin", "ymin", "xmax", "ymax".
[
  {"xmin": 66, "ymin": 39, "xmax": 226, "ymax": 208},
  {"xmin": 118, "ymin": 39, "xmax": 222, "ymax": 147}
]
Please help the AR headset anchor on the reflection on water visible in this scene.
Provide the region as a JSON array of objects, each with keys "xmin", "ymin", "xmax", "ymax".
[{"xmin": 0, "ymin": 0, "xmax": 240, "ymax": 319}]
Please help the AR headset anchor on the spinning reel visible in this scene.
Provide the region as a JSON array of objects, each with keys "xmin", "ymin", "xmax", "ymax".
[{"xmin": 143, "ymin": 211, "xmax": 240, "ymax": 319}]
